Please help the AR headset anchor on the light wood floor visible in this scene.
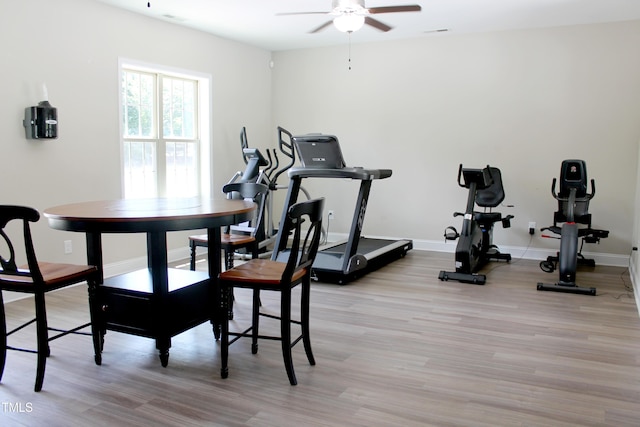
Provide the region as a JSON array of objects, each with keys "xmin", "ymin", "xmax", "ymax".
[{"xmin": 1, "ymin": 250, "xmax": 638, "ymax": 426}]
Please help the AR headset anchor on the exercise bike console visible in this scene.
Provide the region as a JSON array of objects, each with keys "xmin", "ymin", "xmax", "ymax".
[{"xmin": 460, "ymin": 166, "xmax": 492, "ymax": 190}]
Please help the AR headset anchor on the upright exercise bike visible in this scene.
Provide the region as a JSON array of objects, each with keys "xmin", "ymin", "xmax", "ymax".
[
  {"xmin": 537, "ymin": 160, "xmax": 608, "ymax": 295},
  {"xmin": 439, "ymin": 165, "xmax": 514, "ymax": 285}
]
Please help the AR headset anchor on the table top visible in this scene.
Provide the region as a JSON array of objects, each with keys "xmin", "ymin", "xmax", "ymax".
[{"xmin": 43, "ymin": 197, "xmax": 256, "ymax": 233}]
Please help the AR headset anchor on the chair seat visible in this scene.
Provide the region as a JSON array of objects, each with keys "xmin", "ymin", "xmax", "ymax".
[
  {"xmin": 221, "ymin": 233, "xmax": 256, "ymax": 247},
  {"xmin": 189, "ymin": 233, "xmax": 256, "ymax": 247},
  {"xmin": 0, "ymin": 262, "xmax": 97, "ymax": 291},
  {"xmin": 188, "ymin": 233, "xmax": 208, "ymax": 245},
  {"xmin": 219, "ymin": 259, "xmax": 307, "ymax": 286}
]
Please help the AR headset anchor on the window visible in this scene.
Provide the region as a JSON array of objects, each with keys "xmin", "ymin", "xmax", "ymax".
[{"xmin": 119, "ymin": 60, "xmax": 211, "ymax": 198}]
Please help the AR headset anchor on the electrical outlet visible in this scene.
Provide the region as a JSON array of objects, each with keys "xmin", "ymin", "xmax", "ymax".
[
  {"xmin": 328, "ymin": 210, "xmax": 334, "ymax": 220},
  {"xmin": 64, "ymin": 240, "xmax": 73, "ymax": 254},
  {"xmin": 528, "ymin": 222, "xmax": 536, "ymax": 235}
]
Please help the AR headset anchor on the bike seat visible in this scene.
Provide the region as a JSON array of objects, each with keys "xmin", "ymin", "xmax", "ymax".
[{"xmin": 474, "ymin": 212, "xmax": 502, "ymax": 224}]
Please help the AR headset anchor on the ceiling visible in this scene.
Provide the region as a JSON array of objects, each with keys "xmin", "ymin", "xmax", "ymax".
[{"xmin": 94, "ymin": 0, "xmax": 640, "ymax": 51}]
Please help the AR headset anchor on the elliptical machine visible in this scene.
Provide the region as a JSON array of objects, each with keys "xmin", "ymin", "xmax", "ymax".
[
  {"xmin": 537, "ymin": 160, "xmax": 609, "ymax": 296},
  {"xmin": 226, "ymin": 126, "xmax": 314, "ymax": 256},
  {"xmin": 439, "ymin": 165, "xmax": 514, "ymax": 285}
]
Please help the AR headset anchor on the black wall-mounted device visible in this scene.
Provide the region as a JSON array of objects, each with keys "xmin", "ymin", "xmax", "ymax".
[{"xmin": 24, "ymin": 100, "xmax": 58, "ymax": 139}]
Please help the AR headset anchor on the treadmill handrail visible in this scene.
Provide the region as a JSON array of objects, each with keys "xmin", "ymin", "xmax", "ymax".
[{"xmin": 288, "ymin": 167, "xmax": 392, "ymax": 180}]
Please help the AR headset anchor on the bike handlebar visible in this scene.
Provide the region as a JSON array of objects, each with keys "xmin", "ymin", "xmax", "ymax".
[{"xmin": 551, "ymin": 178, "xmax": 595, "ymax": 202}]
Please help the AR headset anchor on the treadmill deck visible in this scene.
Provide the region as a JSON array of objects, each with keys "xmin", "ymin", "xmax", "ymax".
[{"xmin": 312, "ymin": 237, "xmax": 413, "ymax": 284}]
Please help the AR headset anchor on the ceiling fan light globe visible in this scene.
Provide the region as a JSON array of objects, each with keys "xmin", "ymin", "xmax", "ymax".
[{"xmin": 333, "ymin": 14, "xmax": 365, "ymax": 32}]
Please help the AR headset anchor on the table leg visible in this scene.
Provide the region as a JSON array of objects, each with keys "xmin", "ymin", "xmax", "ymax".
[
  {"xmin": 147, "ymin": 231, "xmax": 171, "ymax": 367},
  {"xmin": 207, "ymin": 227, "xmax": 222, "ymax": 340},
  {"xmin": 86, "ymin": 232, "xmax": 105, "ymax": 365}
]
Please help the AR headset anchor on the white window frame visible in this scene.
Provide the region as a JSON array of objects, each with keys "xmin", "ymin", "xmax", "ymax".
[{"xmin": 118, "ymin": 58, "xmax": 212, "ymax": 199}]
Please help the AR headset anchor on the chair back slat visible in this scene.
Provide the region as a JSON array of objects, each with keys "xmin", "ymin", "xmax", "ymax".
[
  {"xmin": 0, "ymin": 229, "xmax": 18, "ymax": 273},
  {"xmin": 276, "ymin": 198, "xmax": 324, "ymax": 283},
  {"xmin": 0, "ymin": 205, "xmax": 43, "ymax": 283}
]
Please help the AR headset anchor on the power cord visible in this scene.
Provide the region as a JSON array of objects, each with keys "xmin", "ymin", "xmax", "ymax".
[
  {"xmin": 607, "ymin": 248, "xmax": 635, "ymax": 300},
  {"xmin": 482, "ymin": 233, "xmax": 534, "ymax": 277},
  {"xmin": 320, "ymin": 212, "xmax": 331, "ymax": 245}
]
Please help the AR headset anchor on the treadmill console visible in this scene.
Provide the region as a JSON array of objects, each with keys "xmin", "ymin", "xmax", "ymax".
[{"xmin": 293, "ymin": 134, "xmax": 347, "ymax": 169}]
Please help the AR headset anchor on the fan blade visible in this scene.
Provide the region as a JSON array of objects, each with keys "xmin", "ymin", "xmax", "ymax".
[
  {"xmin": 309, "ymin": 21, "xmax": 334, "ymax": 33},
  {"xmin": 368, "ymin": 5, "xmax": 422, "ymax": 14},
  {"xmin": 364, "ymin": 16, "xmax": 392, "ymax": 32},
  {"xmin": 276, "ymin": 11, "xmax": 329, "ymax": 16}
]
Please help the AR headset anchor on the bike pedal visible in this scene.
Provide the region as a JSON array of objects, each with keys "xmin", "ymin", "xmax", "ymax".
[{"xmin": 444, "ymin": 226, "xmax": 459, "ymax": 241}]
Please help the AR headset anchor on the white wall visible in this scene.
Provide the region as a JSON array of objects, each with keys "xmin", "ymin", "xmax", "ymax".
[
  {"xmin": 631, "ymin": 142, "xmax": 640, "ymax": 306},
  {"xmin": 271, "ymin": 21, "xmax": 640, "ymax": 265},
  {"xmin": 1, "ymin": 1, "xmax": 639, "ymax": 290},
  {"xmin": 0, "ymin": 0, "xmax": 272, "ymax": 270}
]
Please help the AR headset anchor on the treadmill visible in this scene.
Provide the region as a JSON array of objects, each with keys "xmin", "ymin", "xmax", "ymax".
[{"xmin": 272, "ymin": 133, "xmax": 413, "ymax": 284}]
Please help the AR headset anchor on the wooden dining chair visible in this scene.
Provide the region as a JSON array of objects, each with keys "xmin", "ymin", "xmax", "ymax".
[
  {"xmin": 0, "ymin": 205, "xmax": 100, "ymax": 392},
  {"xmin": 219, "ymin": 197, "xmax": 324, "ymax": 385},
  {"xmin": 189, "ymin": 182, "xmax": 269, "ymax": 272}
]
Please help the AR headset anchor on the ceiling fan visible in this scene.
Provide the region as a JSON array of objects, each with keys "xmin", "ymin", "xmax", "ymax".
[{"xmin": 277, "ymin": 0, "xmax": 422, "ymax": 34}]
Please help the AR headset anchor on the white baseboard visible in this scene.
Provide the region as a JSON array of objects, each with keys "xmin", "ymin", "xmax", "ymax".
[
  {"xmin": 629, "ymin": 258, "xmax": 640, "ymax": 316},
  {"xmin": 416, "ymin": 240, "xmax": 630, "ymax": 267},
  {"xmin": 327, "ymin": 233, "xmax": 631, "ymax": 267}
]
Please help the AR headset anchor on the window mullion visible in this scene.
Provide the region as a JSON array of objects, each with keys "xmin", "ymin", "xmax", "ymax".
[{"xmin": 156, "ymin": 74, "xmax": 167, "ymax": 197}]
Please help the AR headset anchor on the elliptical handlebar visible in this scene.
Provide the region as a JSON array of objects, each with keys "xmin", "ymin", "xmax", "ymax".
[
  {"xmin": 262, "ymin": 149, "xmax": 275, "ymax": 177},
  {"xmin": 278, "ymin": 126, "xmax": 295, "ymax": 160},
  {"xmin": 266, "ymin": 149, "xmax": 280, "ymax": 180},
  {"xmin": 270, "ymin": 126, "xmax": 296, "ymax": 187},
  {"xmin": 240, "ymin": 127, "xmax": 249, "ymax": 164}
]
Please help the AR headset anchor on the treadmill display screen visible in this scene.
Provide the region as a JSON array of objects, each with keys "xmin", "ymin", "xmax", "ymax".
[{"xmin": 293, "ymin": 134, "xmax": 347, "ymax": 169}]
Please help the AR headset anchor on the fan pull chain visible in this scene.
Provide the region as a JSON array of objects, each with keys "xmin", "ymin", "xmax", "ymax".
[{"xmin": 348, "ymin": 32, "xmax": 352, "ymax": 71}]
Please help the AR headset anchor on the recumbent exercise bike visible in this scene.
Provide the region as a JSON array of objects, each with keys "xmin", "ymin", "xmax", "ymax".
[
  {"xmin": 439, "ymin": 165, "xmax": 514, "ymax": 285},
  {"xmin": 537, "ymin": 159, "xmax": 608, "ymax": 296}
]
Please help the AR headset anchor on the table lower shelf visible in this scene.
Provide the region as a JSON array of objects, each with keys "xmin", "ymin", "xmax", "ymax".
[{"xmin": 99, "ymin": 268, "xmax": 214, "ymax": 339}]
